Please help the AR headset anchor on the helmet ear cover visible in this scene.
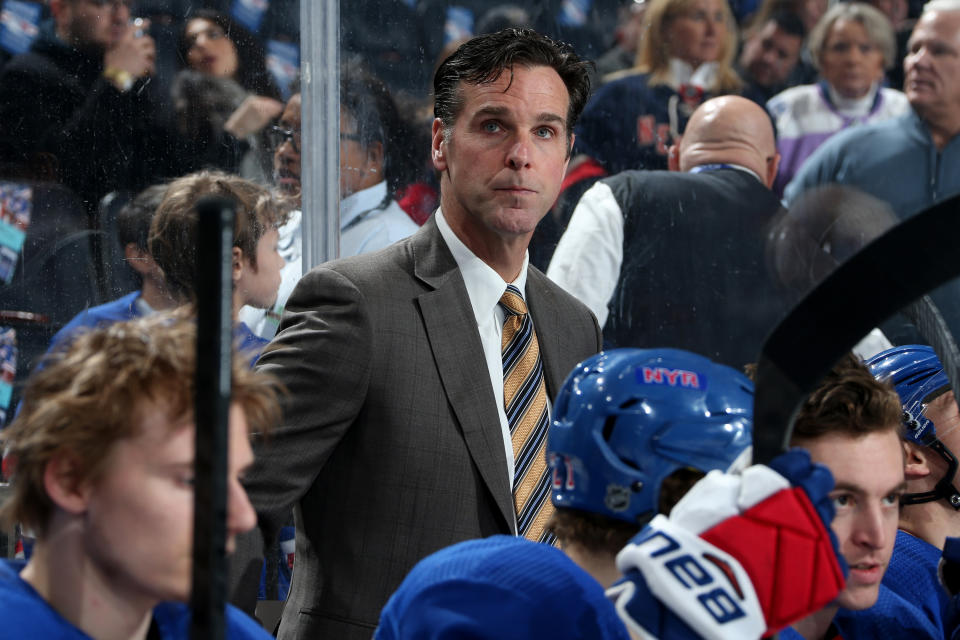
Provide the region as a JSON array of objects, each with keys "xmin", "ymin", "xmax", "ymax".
[
  {"xmin": 547, "ymin": 348, "xmax": 754, "ymax": 525},
  {"xmin": 867, "ymin": 345, "xmax": 960, "ymax": 509}
]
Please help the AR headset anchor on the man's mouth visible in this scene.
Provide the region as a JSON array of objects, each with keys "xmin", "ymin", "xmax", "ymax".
[{"xmin": 848, "ymin": 562, "xmax": 883, "ymax": 583}]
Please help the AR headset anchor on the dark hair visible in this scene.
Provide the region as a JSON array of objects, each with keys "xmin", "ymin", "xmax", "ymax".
[
  {"xmin": 433, "ymin": 28, "xmax": 592, "ymax": 140},
  {"xmin": 117, "ymin": 184, "xmax": 168, "ymax": 251},
  {"xmin": 547, "ymin": 508, "xmax": 640, "ymax": 556},
  {"xmin": 770, "ymin": 9, "xmax": 807, "ymax": 39},
  {"xmin": 177, "ymin": 9, "xmax": 281, "ymax": 100},
  {"xmin": 547, "ymin": 468, "xmax": 703, "ymax": 554},
  {"xmin": 791, "ymin": 352, "xmax": 903, "ymax": 443},
  {"xmin": 341, "ymin": 59, "xmax": 416, "ymax": 198}
]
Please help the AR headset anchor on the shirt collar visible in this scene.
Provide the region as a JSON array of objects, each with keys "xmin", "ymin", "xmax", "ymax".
[
  {"xmin": 435, "ymin": 208, "xmax": 529, "ymax": 322},
  {"xmin": 689, "ymin": 162, "xmax": 764, "ymax": 183},
  {"xmin": 668, "ymin": 58, "xmax": 718, "ymax": 91},
  {"xmin": 340, "ymin": 181, "xmax": 388, "ymax": 231}
]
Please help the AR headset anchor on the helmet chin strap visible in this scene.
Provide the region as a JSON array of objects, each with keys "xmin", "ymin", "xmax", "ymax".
[{"xmin": 901, "ymin": 440, "xmax": 960, "ymax": 510}]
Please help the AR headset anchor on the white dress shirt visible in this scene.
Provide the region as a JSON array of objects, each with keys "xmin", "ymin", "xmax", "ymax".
[
  {"xmin": 436, "ymin": 208, "xmax": 533, "ymax": 495},
  {"xmin": 239, "ymin": 181, "xmax": 419, "ymax": 339}
]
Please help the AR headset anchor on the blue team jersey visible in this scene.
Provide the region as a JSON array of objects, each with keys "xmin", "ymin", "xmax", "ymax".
[
  {"xmin": 834, "ymin": 530, "xmax": 946, "ymax": 639},
  {"xmin": 0, "ymin": 560, "xmax": 270, "ymax": 639},
  {"xmin": 47, "ymin": 291, "xmax": 144, "ymax": 354}
]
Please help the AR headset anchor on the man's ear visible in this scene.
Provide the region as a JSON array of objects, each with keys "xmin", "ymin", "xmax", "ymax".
[
  {"xmin": 667, "ymin": 144, "xmax": 681, "ymax": 172},
  {"xmin": 43, "ymin": 453, "xmax": 90, "ymax": 516},
  {"xmin": 431, "ymin": 118, "xmax": 447, "ymax": 172},
  {"xmin": 232, "ymin": 246, "xmax": 244, "ymax": 284},
  {"xmin": 904, "ymin": 440, "xmax": 933, "ymax": 481},
  {"xmin": 766, "ymin": 153, "xmax": 781, "ymax": 189},
  {"xmin": 366, "ymin": 140, "xmax": 384, "ymax": 172}
]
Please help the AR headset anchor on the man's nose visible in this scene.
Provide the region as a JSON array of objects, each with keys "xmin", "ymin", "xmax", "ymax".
[
  {"xmin": 506, "ymin": 136, "xmax": 531, "ymax": 170},
  {"xmin": 850, "ymin": 504, "xmax": 888, "ymax": 550}
]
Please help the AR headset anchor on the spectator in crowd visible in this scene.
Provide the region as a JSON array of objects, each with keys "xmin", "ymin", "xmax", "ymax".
[
  {"xmin": 240, "ymin": 62, "xmax": 421, "ymax": 339},
  {"xmin": 229, "ymin": 28, "xmax": 600, "ymax": 639},
  {"xmin": 0, "ymin": 313, "xmax": 280, "ymax": 639},
  {"xmin": 594, "ymin": 0, "xmax": 648, "ymax": 80},
  {"xmin": 835, "ymin": 345, "xmax": 960, "ymax": 638},
  {"xmin": 171, "ymin": 9, "xmax": 284, "ymax": 181},
  {"xmin": 546, "ymin": 348, "xmax": 753, "ymax": 588},
  {"xmin": 46, "ymin": 183, "xmax": 172, "ymax": 354},
  {"xmin": 375, "ymin": 536, "xmax": 630, "ymax": 640},
  {"xmin": 863, "ymin": 0, "xmax": 913, "ymax": 88},
  {"xmin": 782, "ymin": 353, "xmax": 907, "ymax": 640},
  {"xmin": 548, "ymin": 96, "xmax": 789, "ymax": 369},
  {"xmin": 177, "ymin": 9, "xmax": 281, "ymax": 101},
  {"xmin": 738, "ymin": 10, "xmax": 806, "ymax": 104},
  {"xmin": 768, "ymin": 3, "xmax": 909, "ymax": 194},
  {"xmin": 784, "ymin": 0, "xmax": 960, "ymax": 219},
  {"xmin": 573, "ymin": 0, "xmax": 743, "ymax": 177},
  {"xmin": 750, "ymin": 0, "xmax": 829, "ymax": 84},
  {"xmin": 149, "ymin": 170, "xmax": 287, "ymax": 363},
  {"xmin": 0, "ymin": 0, "xmax": 164, "ymax": 213}
]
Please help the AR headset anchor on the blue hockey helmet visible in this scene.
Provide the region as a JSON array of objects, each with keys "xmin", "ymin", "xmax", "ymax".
[
  {"xmin": 865, "ymin": 345, "xmax": 951, "ymax": 446},
  {"xmin": 547, "ymin": 348, "xmax": 753, "ymax": 526},
  {"xmin": 866, "ymin": 345, "xmax": 960, "ymax": 508}
]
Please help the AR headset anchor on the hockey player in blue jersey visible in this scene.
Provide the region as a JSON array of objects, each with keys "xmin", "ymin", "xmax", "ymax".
[
  {"xmin": 545, "ymin": 347, "xmax": 754, "ymax": 589},
  {"xmin": 833, "ymin": 345, "xmax": 960, "ymax": 639},
  {"xmin": 0, "ymin": 314, "xmax": 281, "ymax": 639},
  {"xmin": 545, "ymin": 348, "xmax": 850, "ymax": 639}
]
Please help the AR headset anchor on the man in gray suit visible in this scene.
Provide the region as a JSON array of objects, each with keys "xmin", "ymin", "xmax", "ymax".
[{"xmin": 231, "ymin": 29, "xmax": 601, "ymax": 639}]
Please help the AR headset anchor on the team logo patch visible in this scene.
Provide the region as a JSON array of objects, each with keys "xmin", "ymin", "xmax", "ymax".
[
  {"xmin": 605, "ymin": 484, "xmax": 632, "ymax": 512},
  {"xmin": 636, "ymin": 366, "xmax": 705, "ymax": 389}
]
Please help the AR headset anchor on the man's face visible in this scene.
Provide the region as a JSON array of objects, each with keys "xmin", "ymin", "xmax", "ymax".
[
  {"xmin": 82, "ymin": 402, "xmax": 256, "ymax": 603},
  {"xmin": 432, "ymin": 65, "xmax": 572, "ymax": 247},
  {"xmin": 273, "ymin": 94, "xmax": 301, "ymax": 204},
  {"xmin": 904, "ymin": 10, "xmax": 960, "ymax": 122},
  {"xmin": 798, "ymin": 430, "xmax": 905, "ymax": 611},
  {"xmin": 740, "ymin": 21, "xmax": 803, "ymax": 88},
  {"xmin": 339, "ymin": 108, "xmax": 383, "ymax": 198},
  {"xmin": 58, "ymin": 0, "xmax": 129, "ymax": 51}
]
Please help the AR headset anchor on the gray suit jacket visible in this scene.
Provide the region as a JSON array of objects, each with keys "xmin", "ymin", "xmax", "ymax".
[{"xmin": 231, "ymin": 217, "xmax": 601, "ymax": 639}]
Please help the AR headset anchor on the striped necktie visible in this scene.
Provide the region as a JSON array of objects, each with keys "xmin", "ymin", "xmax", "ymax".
[{"xmin": 500, "ymin": 284, "xmax": 555, "ymax": 544}]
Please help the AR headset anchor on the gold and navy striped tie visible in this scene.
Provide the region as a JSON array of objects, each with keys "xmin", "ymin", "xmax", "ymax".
[{"xmin": 500, "ymin": 284, "xmax": 555, "ymax": 544}]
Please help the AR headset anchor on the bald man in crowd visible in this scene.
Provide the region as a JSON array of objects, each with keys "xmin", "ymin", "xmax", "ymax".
[{"xmin": 548, "ymin": 96, "xmax": 790, "ymax": 368}]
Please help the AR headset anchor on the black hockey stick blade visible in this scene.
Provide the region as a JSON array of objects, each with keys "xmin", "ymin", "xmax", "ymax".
[{"xmin": 754, "ymin": 192, "xmax": 960, "ymax": 464}]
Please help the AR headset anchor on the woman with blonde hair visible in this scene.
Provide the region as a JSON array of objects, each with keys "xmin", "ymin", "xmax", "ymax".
[{"xmin": 573, "ymin": 0, "xmax": 742, "ymax": 175}]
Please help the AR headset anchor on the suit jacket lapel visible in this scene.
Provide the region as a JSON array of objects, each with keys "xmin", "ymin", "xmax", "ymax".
[
  {"xmin": 412, "ymin": 218, "xmax": 514, "ymax": 531},
  {"xmin": 527, "ymin": 267, "xmax": 570, "ymax": 401}
]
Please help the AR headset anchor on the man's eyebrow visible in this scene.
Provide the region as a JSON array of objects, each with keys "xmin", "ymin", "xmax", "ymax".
[
  {"xmin": 831, "ymin": 480, "xmax": 908, "ymax": 495},
  {"xmin": 470, "ymin": 107, "xmax": 566, "ymax": 125},
  {"xmin": 472, "ymin": 105, "xmax": 509, "ymax": 119},
  {"xmin": 536, "ymin": 112, "xmax": 565, "ymax": 125}
]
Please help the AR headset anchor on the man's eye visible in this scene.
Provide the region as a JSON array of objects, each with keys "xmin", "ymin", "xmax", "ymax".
[
  {"xmin": 482, "ymin": 121, "xmax": 501, "ymax": 133},
  {"xmin": 882, "ymin": 493, "xmax": 902, "ymax": 507},
  {"xmin": 831, "ymin": 494, "xmax": 851, "ymax": 508},
  {"xmin": 535, "ymin": 127, "xmax": 554, "ymax": 139}
]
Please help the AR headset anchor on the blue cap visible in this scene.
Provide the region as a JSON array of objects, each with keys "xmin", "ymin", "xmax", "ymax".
[{"xmin": 375, "ymin": 536, "xmax": 629, "ymax": 640}]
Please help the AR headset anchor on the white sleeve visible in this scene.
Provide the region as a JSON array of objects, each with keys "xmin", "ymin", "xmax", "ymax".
[{"xmin": 546, "ymin": 181, "xmax": 624, "ymax": 328}]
